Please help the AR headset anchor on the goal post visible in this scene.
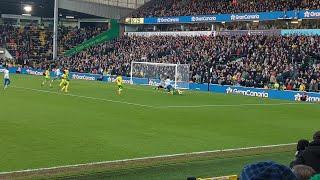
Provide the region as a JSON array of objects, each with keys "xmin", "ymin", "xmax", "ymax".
[{"xmin": 130, "ymin": 61, "xmax": 190, "ymax": 89}]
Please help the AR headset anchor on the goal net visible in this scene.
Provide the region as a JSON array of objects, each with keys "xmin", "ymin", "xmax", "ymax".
[{"xmin": 130, "ymin": 61, "xmax": 190, "ymax": 89}]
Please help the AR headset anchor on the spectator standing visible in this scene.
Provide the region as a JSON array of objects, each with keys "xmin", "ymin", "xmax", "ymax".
[
  {"xmin": 240, "ymin": 161, "xmax": 297, "ymax": 180},
  {"xmin": 292, "ymin": 131, "xmax": 320, "ymax": 173},
  {"xmin": 290, "ymin": 139, "xmax": 310, "ymax": 168}
]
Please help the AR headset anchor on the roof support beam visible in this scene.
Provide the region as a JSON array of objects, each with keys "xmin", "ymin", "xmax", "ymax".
[{"xmin": 58, "ymin": 0, "xmax": 133, "ymax": 19}]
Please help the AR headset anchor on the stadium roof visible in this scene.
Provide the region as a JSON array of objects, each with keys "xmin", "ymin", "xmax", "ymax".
[
  {"xmin": 77, "ymin": 0, "xmax": 149, "ymax": 9},
  {"xmin": 0, "ymin": 0, "xmax": 150, "ymax": 19}
]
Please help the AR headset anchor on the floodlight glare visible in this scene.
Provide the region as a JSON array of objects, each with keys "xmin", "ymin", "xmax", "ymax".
[{"xmin": 23, "ymin": 5, "xmax": 32, "ymax": 13}]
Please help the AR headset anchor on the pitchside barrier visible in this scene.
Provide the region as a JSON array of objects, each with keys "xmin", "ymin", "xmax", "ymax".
[{"xmin": 1, "ymin": 67, "xmax": 320, "ymax": 102}]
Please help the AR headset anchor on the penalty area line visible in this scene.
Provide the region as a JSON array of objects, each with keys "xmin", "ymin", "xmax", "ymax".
[{"xmin": 0, "ymin": 142, "xmax": 296, "ymax": 175}]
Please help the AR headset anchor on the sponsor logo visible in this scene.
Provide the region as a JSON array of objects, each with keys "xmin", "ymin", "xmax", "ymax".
[
  {"xmin": 157, "ymin": 17, "xmax": 179, "ymax": 23},
  {"xmin": 191, "ymin": 16, "xmax": 216, "ymax": 22},
  {"xmin": 148, "ymin": 80, "xmax": 160, "ymax": 86},
  {"xmin": 26, "ymin": 69, "xmax": 43, "ymax": 76},
  {"xmin": 304, "ymin": 11, "xmax": 320, "ymax": 18},
  {"xmin": 107, "ymin": 77, "xmax": 131, "ymax": 84},
  {"xmin": 226, "ymin": 87, "xmax": 269, "ymax": 98},
  {"xmin": 127, "ymin": 31, "xmax": 212, "ymax": 37},
  {"xmin": 294, "ymin": 93, "xmax": 320, "ymax": 102},
  {"xmin": 230, "ymin": 14, "xmax": 259, "ymax": 21},
  {"xmin": 72, "ymin": 74, "xmax": 96, "ymax": 81}
]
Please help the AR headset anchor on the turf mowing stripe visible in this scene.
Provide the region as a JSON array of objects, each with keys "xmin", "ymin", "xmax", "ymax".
[
  {"xmin": 0, "ymin": 143, "xmax": 296, "ymax": 175},
  {"xmin": 11, "ymin": 86, "xmax": 315, "ymax": 109},
  {"xmin": 12, "ymin": 86, "xmax": 155, "ymax": 108},
  {"xmin": 163, "ymin": 102, "xmax": 313, "ymax": 108}
]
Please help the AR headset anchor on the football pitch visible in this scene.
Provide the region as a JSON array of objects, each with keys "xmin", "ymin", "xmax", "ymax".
[{"xmin": 0, "ymin": 74, "xmax": 319, "ymax": 174}]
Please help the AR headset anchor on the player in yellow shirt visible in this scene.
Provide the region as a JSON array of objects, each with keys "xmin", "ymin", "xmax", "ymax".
[
  {"xmin": 299, "ymin": 83, "xmax": 306, "ymax": 92},
  {"xmin": 41, "ymin": 69, "xmax": 52, "ymax": 87},
  {"xmin": 64, "ymin": 69, "xmax": 69, "ymax": 77},
  {"xmin": 59, "ymin": 68, "xmax": 69, "ymax": 86},
  {"xmin": 60, "ymin": 70, "xmax": 70, "ymax": 93},
  {"xmin": 116, "ymin": 75, "xmax": 123, "ymax": 95}
]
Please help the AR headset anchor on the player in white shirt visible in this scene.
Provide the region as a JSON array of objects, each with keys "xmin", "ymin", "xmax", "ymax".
[
  {"xmin": 3, "ymin": 66, "xmax": 10, "ymax": 90},
  {"xmin": 55, "ymin": 68, "xmax": 62, "ymax": 78},
  {"xmin": 164, "ymin": 76, "xmax": 183, "ymax": 95},
  {"xmin": 164, "ymin": 76, "xmax": 174, "ymax": 93},
  {"xmin": 55, "ymin": 68, "xmax": 61, "ymax": 77},
  {"xmin": 51, "ymin": 68, "xmax": 62, "ymax": 84}
]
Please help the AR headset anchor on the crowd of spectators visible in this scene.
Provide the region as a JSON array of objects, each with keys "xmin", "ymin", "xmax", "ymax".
[
  {"xmin": 0, "ymin": 24, "xmax": 53, "ymax": 63},
  {"xmin": 133, "ymin": 19, "xmax": 320, "ymax": 32},
  {"xmin": 52, "ymin": 35, "xmax": 320, "ymax": 93},
  {"xmin": 1, "ymin": 20, "xmax": 320, "ymax": 93},
  {"xmin": 0, "ymin": 24, "xmax": 107, "ymax": 64},
  {"xmin": 131, "ymin": 0, "xmax": 320, "ymax": 18},
  {"xmin": 58, "ymin": 25, "xmax": 108, "ymax": 52}
]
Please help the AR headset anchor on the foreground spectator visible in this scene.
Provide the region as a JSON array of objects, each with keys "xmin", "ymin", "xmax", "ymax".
[
  {"xmin": 311, "ymin": 174, "xmax": 320, "ymax": 180},
  {"xmin": 240, "ymin": 161, "xmax": 297, "ymax": 180},
  {"xmin": 292, "ymin": 165, "xmax": 316, "ymax": 180},
  {"xmin": 292, "ymin": 131, "xmax": 320, "ymax": 173},
  {"xmin": 290, "ymin": 139, "xmax": 310, "ymax": 168}
]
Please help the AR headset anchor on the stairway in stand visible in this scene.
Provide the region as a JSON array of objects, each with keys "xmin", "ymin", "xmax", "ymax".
[{"xmin": 39, "ymin": 31, "xmax": 46, "ymax": 46}]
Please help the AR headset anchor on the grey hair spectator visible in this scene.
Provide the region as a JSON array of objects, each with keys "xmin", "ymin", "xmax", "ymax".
[{"xmin": 292, "ymin": 165, "xmax": 316, "ymax": 180}]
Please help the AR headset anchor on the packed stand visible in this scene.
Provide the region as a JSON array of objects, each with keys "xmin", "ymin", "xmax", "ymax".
[
  {"xmin": 55, "ymin": 35, "xmax": 320, "ymax": 93},
  {"xmin": 131, "ymin": 0, "xmax": 320, "ymax": 18},
  {"xmin": 0, "ymin": 24, "xmax": 53, "ymax": 63},
  {"xmin": 58, "ymin": 25, "xmax": 108, "ymax": 53},
  {"xmin": 0, "ymin": 24, "xmax": 108, "ymax": 64}
]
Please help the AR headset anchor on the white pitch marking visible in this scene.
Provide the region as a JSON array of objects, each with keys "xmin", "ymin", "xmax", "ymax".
[
  {"xmin": 0, "ymin": 142, "xmax": 296, "ymax": 175},
  {"xmin": 12, "ymin": 86, "xmax": 155, "ymax": 108},
  {"xmin": 12, "ymin": 86, "xmax": 314, "ymax": 109},
  {"xmin": 1, "ymin": 86, "xmax": 306, "ymax": 175}
]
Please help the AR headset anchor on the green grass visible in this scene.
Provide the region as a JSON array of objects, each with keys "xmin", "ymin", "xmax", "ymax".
[
  {"xmin": 66, "ymin": 151, "xmax": 294, "ymax": 180},
  {"xmin": 0, "ymin": 74, "xmax": 318, "ymax": 173}
]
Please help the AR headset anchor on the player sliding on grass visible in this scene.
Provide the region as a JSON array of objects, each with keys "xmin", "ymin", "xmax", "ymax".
[
  {"xmin": 41, "ymin": 68, "xmax": 52, "ymax": 87},
  {"xmin": 164, "ymin": 76, "xmax": 183, "ymax": 95},
  {"xmin": 155, "ymin": 78, "xmax": 165, "ymax": 90},
  {"xmin": 164, "ymin": 76, "xmax": 174, "ymax": 94},
  {"xmin": 3, "ymin": 66, "xmax": 10, "ymax": 90},
  {"xmin": 60, "ymin": 70, "xmax": 70, "ymax": 93},
  {"xmin": 116, "ymin": 74, "xmax": 123, "ymax": 95}
]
